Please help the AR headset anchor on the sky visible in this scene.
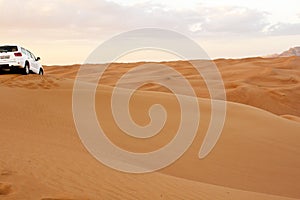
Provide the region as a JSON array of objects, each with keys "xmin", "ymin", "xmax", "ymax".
[{"xmin": 0, "ymin": 0, "xmax": 299, "ymax": 65}]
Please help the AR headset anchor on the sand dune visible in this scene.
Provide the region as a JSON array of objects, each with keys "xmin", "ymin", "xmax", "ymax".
[
  {"xmin": 45, "ymin": 56, "xmax": 300, "ymax": 118},
  {"xmin": 0, "ymin": 57, "xmax": 300, "ymax": 199}
]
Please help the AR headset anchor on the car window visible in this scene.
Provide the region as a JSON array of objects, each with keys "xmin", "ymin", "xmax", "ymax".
[
  {"xmin": 21, "ymin": 48, "xmax": 27, "ymax": 55},
  {"xmin": 25, "ymin": 50, "xmax": 34, "ymax": 59},
  {"xmin": 0, "ymin": 46, "xmax": 18, "ymax": 53},
  {"xmin": 24, "ymin": 50, "xmax": 30, "ymax": 57},
  {"xmin": 31, "ymin": 53, "xmax": 36, "ymax": 60}
]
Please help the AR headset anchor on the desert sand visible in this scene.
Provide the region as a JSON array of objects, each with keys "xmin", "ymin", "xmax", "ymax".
[{"xmin": 0, "ymin": 56, "xmax": 300, "ymax": 199}]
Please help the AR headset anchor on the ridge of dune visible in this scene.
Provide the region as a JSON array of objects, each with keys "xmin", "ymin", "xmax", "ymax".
[
  {"xmin": 281, "ymin": 114, "xmax": 300, "ymax": 123},
  {"xmin": 0, "ymin": 74, "xmax": 299, "ymax": 199}
]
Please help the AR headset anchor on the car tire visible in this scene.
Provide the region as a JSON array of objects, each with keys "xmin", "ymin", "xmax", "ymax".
[
  {"xmin": 39, "ymin": 69, "xmax": 44, "ymax": 75},
  {"xmin": 23, "ymin": 63, "xmax": 30, "ymax": 75}
]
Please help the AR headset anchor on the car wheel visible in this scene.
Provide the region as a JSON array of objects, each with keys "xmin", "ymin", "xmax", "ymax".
[
  {"xmin": 39, "ymin": 69, "xmax": 44, "ymax": 75},
  {"xmin": 23, "ymin": 63, "xmax": 30, "ymax": 75}
]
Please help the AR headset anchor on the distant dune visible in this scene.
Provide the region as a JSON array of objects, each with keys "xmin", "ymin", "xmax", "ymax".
[
  {"xmin": 279, "ymin": 47, "xmax": 300, "ymax": 57},
  {"xmin": 0, "ymin": 56, "xmax": 299, "ymax": 199},
  {"xmin": 265, "ymin": 47, "xmax": 300, "ymax": 58}
]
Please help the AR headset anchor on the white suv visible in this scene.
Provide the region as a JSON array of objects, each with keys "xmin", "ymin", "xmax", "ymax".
[{"xmin": 0, "ymin": 45, "xmax": 44, "ymax": 75}]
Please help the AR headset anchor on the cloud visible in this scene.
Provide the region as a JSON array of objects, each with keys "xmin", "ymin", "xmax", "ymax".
[
  {"xmin": 262, "ymin": 11, "xmax": 300, "ymax": 36},
  {"xmin": 0, "ymin": 0, "xmax": 298, "ymax": 41},
  {"xmin": 266, "ymin": 22, "xmax": 300, "ymax": 35},
  {"xmin": 0, "ymin": 0, "xmax": 124, "ymax": 29},
  {"xmin": 188, "ymin": 6, "xmax": 269, "ymax": 35}
]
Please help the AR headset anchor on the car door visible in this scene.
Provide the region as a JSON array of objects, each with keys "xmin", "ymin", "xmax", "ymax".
[{"xmin": 26, "ymin": 50, "xmax": 38, "ymax": 73}]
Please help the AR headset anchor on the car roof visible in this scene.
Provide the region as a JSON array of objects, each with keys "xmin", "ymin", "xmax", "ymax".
[
  {"xmin": 0, "ymin": 44, "xmax": 22, "ymax": 49},
  {"xmin": 0, "ymin": 44, "xmax": 20, "ymax": 47}
]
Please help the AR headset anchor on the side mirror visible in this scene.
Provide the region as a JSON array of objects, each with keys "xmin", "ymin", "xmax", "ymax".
[{"xmin": 36, "ymin": 57, "xmax": 41, "ymax": 61}]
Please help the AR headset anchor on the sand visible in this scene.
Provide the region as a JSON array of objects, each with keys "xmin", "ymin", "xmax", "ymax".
[{"xmin": 0, "ymin": 56, "xmax": 299, "ymax": 199}]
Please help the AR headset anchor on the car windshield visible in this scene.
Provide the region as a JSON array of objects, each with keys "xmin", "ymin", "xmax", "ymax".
[{"xmin": 0, "ymin": 46, "xmax": 18, "ymax": 53}]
